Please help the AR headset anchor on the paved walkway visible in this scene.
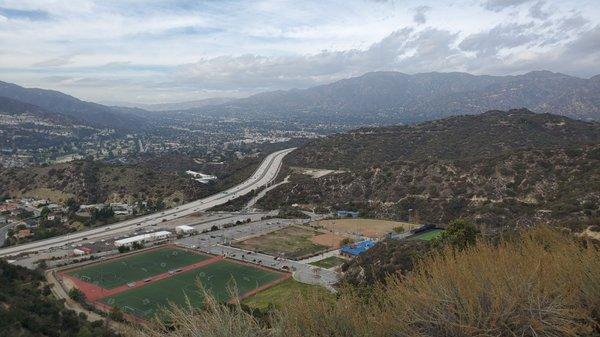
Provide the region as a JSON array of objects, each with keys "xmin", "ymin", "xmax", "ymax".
[{"xmin": 298, "ymin": 249, "xmax": 342, "ymax": 264}]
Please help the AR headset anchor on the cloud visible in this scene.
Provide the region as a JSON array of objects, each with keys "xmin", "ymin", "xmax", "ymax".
[
  {"xmin": 174, "ymin": 28, "xmax": 465, "ymax": 91},
  {"xmin": 565, "ymin": 24, "xmax": 600, "ymax": 57},
  {"xmin": 33, "ymin": 56, "xmax": 73, "ymax": 67},
  {"xmin": 483, "ymin": 0, "xmax": 534, "ymax": 12},
  {"xmin": 0, "ymin": 6, "xmax": 50, "ymax": 21},
  {"xmin": 459, "ymin": 23, "xmax": 540, "ymax": 56},
  {"xmin": 558, "ymin": 13, "xmax": 589, "ymax": 32},
  {"xmin": 412, "ymin": 6, "xmax": 431, "ymax": 24},
  {"xmin": 528, "ymin": 1, "xmax": 550, "ymax": 20}
]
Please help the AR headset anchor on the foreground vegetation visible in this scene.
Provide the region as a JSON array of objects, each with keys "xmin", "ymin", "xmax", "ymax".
[
  {"xmin": 131, "ymin": 227, "xmax": 599, "ymax": 337},
  {"xmin": 0, "ymin": 260, "xmax": 118, "ymax": 337}
]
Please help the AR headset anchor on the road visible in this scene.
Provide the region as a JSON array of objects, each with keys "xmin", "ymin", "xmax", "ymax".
[
  {"xmin": 0, "ymin": 223, "xmax": 15, "ymax": 247},
  {"xmin": 0, "ymin": 148, "xmax": 295, "ymax": 258}
]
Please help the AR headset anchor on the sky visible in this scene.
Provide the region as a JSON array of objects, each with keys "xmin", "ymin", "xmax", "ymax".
[{"xmin": 0, "ymin": 0, "xmax": 598, "ymax": 104}]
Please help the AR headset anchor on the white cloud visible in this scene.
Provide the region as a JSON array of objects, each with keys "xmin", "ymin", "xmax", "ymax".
[
  {"xmin": 483, "ymin": 0, "xmax": 535, "ymax": 12},
  {"xmin": 412, "ymin": 5, "xmax": 431, "ymax": 24}
]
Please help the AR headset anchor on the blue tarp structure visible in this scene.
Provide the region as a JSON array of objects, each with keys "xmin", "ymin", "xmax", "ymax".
[{"xmin": 340, "ymin": 240, "xmax": 375, "ymax": 256}]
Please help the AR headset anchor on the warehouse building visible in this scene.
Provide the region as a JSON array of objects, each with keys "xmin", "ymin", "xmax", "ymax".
[
  {"xmin": 175, "ymin": 225, "xmax": 196, "ymax": 235},
  {"xmin": 114, "ymin": 231, "xmax": 171, "ymax": 247}
]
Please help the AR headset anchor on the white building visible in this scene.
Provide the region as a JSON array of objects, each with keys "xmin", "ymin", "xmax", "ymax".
[
  {"xmin": 110, "ymin": 203, "xmax": 133, "ymax": 216},
  {"xmin": 185, "ymin": 170, "xmax": 217, "ymax": 184},
  {"xmin": 114, "ymin": 231, "xmax": 171, "ymax": 247},
  {"xmin": 73, "ymin": 247, "xmax": 92, "ymax": 255},
  {"xmin": 175, "ymin": 225, "xmax": 196, "ymax": 234}
]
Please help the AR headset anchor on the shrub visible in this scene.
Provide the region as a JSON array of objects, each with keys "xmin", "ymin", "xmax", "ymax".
[
  {"xmin": 339, "ymin": 237, "xmax": 354, "ymax": 246},
  {"xmin": 392, "ymin": 226, "xmax": 404, "ymax": 233},
  {"xmin": 68, "ymin": 288, "xmax": 85, "ymax": 302}
]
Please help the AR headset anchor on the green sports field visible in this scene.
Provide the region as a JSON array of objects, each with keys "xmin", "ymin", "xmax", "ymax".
[
  {"xmin": 67, "ymin": 247, "xmax": 209, "ymax": 289},
  {"xmin": 410, "ymin": 229, "xmax": 444, "ymax": 241},
  {"xmin": 100, "ymin": 260, "xmax": 283, "ymax": 318},
  {"xmin": 243, "ymin": 278, "xmax": 333, "ymax": 310},
  {"xmin": 309, "ymin": 256, "xmax": 347, "ymax": 269}
]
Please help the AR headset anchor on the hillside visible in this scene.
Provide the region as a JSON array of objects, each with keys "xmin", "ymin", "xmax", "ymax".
[
  {"xmin": 288, "ymin": 109, "xmax": 600, "ymax": 169},
  {"xmin": 0, "ymin": 81, "xmax": 146, "ymax": 129},
  {"xmin": 0, "ymin": 96, "xmax": 77, "ymax": 124},
  {"xmin": 186, "ymin": 71, "xmax": 600, "ymax": 124},
  {"xmin": 0, "ymin": 154, "xmax": 263, "ymax": 205},
  {"xmin": 260, "ymin": 110, "xmax": 600, "ymax": 229}
]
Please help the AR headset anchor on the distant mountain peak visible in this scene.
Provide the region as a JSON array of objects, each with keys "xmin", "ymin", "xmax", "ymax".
[{"xmin": 0, "ymin": 80, "xmax": 146, "ymax": 129}]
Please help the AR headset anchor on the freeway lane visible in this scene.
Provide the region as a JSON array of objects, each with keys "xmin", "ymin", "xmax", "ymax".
[{"xmin": 0, "ymin": 148, "xmax": 295, "ymax": 258}]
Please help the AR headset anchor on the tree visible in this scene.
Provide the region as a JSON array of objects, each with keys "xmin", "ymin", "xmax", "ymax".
[
  {"xmin": 40, "ymin": 207, "xmax": 50, "ymax": 219},
  {"xmin": 118, "ymin": 245, "xmax": 130, "ymax": 253},
  {"xmin": 69, "ymin": 288, "xmax": 85, "ymax": 302},
  {"xmin": 66, "ymin": 198, "xmax": 80, "ymax": 213},
  {"xmin": 434, "ymin": 219, "xmax": 480, "ymax": 251},
  {"xmin": 76, "ymin": 326, "xmax": 93, "ymax": 337},
  {"xmin": 109, "ymin": 307, "xmax": 124, "ymax": 322}
]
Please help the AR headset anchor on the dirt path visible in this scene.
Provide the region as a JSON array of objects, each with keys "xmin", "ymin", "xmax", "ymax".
[{"xmin": 45, "ymin": 270, "xmax": 128, "ymax": 332}]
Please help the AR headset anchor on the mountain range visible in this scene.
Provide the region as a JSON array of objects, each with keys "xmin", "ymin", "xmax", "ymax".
[
  {"xmin": 1, "ymin": 70, "xmax": 599, "ymax": 130},
  {"xmin": 184, "ymin": 70, "xmax": 600, "ymax": 124}
]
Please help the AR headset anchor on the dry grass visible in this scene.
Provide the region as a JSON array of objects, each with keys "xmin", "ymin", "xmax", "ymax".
[
  {"xmin": 131, "ymin": 227, "xmax": 600, "ymax": 337},
  {"xmin": 310, "ymin": 233, "xmax": 348, "ymax": 248},
  {"xmin": 231, "ymin": 226, "xmax": 329, "ymax": 260},
  {"xmin": 314, "ymin": 218, "xmax": 416, "ymax": 238}
]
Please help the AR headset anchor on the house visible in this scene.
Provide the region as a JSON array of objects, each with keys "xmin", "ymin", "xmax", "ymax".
[
  {"xmin": 73, "ymin": 246, "xmax": 93, "ymax": 256},
  {"xmin": 16, "ymin": 229, "xmax": 33, "ymax": 239},
  {"xmin": 110, "ymin": 203, "xmax": 133, "ymax": 216},
  {"xmin": 47, "ymin": 212, "xmax": 65, "ymax": 222},
  {"xmin": 0, "ymin": 203, "xmax": 18, "ymax": 213}
]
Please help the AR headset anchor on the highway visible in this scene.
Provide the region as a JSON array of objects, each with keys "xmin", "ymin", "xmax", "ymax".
[{"xmin": 0, "ymin": 148, "xmax": 295, "ymax": 258}]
